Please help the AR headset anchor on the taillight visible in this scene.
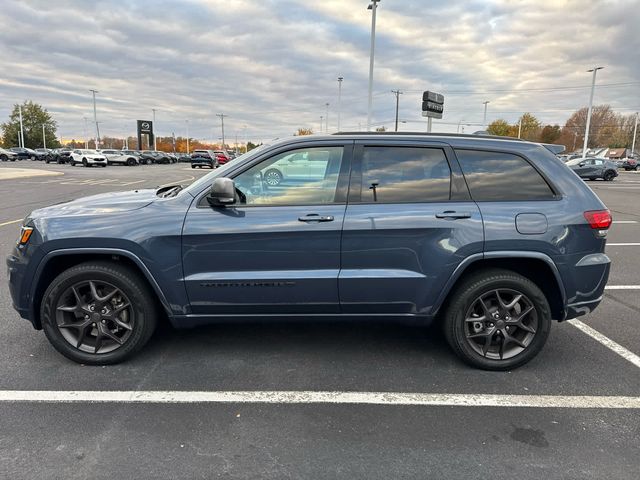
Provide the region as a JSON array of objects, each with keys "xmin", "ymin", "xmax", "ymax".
[{"xmin": 584, "ymin": 210, "xmax": 612, "ymax": 229}]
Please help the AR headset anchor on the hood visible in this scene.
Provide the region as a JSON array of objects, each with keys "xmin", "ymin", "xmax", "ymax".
[{"xmin": 30, "ymin": 189, "xmax": 158, "ymax": 219}]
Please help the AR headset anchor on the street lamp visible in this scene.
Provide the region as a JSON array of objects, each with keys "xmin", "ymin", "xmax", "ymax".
[
  {"xmin": 632, "ymin": 112, "xmax": 638, "ymax": 156},
  {"xmin": 152, "ymin": 108, "xmax": 157, "ymax": 150},
  {"xmin": 89, "ymin": 90, "xmax": 100, "ymax": 149},
  {"xmin": 185, "ymin": 120, "xmax": 190, "ymax": 155},
  {"xmin": 582, "ymin": 66, "xmax": 604, "ymax": 158},
  {"xmin": 325, "ymin": 103, "xmax": 329, "ymax": 133},
  {"xmin": 457, "ymin": 119, "xmax": 465, "ymax": 134},
  {"xmin": 366, "ymin": 0, "xmax": 381, "ymax": 131},
  {"xmin": 337, "ymin": 76, "xmax": 343, "ymax": 131},
  {"xmin": 482, "ymin": 101, "xmax": 490, "ymax": 126},
  {"xmin": 83, "ymin": 116, "xmax": 89, "ymax": 149}
]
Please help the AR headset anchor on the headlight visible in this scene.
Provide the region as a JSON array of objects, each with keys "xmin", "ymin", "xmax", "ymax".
[{"xmin": 18, "ymin": 226, "xmax": 33, "ymax": 245}]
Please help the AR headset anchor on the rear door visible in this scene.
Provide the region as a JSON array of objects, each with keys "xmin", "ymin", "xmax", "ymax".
[{"xmin": 339, "ymin": 140, "xmax": 483, "ymax": 315}]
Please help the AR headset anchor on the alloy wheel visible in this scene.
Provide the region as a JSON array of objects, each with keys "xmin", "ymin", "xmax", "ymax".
[
  {"xmin": 463, "ymin": 289, "xmax": 538, "ymax": 360},
  {"xmin": 54, "ymin": 280, "xmax": 135, "ymax": 354}
]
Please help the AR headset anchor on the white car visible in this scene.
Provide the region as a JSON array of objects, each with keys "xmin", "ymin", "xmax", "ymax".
[
  {"xmin": 0, "ymin": 147, "xmax": 18, "ymax": 161},
  {"xmin": 261, "ymin": 150, "xmax": 330, "ymax": 186},
  {"xmin": 99, "ymin": 149, "xmax": 140, "ymax": 166},
  {"xmin": 69, "ymin": 149, "xmax": 108, "ymax": 167}
]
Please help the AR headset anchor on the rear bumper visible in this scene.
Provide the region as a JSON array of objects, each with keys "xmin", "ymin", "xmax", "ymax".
[{"xmin": 561, "ymin": 253, "xmax": 610, "ymax": 320}]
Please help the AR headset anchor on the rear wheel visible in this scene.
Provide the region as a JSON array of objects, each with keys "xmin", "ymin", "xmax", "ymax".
[
  {"xmin": 127, "ymin": 158, "xmax": 136, "ymax": 166},
  {"xmin": 443, "ymin": 269, "xmax": 551, "ymax": 370},
  {"xmin": 41, "ymin": 262, "xmax": 158, "ymax": 365},
  {"xmin": 82, "ymin": 158, "xmax": 88, "ymax": 167},
  {"xmin": 603, "ymin": 170, "xmax": 615, "ymax": 181},
  {"xmin": 264, "ymin": 169, "xmax": 283, "ymax": 186}
]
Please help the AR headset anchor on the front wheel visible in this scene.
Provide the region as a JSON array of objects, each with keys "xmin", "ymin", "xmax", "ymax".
[
  {"xmin": 41, "ymin": 262, "xmax": 158, "ymax": 365},
  {"xmin": 127, "ymin": 158, "xmax": 136, "ymax": 166},
  {"xmin": 603, "ymin": 170, "xmax": 615, "ymax": 181},
  {"xmin": 443, "ymin": 269, "xmax": 551, "ymax": 370},
  {"xmin": 263, "ymin": 168, "xmax": 283, "ymax": 186}
]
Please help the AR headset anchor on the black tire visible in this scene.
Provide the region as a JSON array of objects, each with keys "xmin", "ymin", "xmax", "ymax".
[
  {"xmin": 82, "ymin": 158, "xmax": 88, "ymax": 167},
  {"xmin": 603, "ymin": 170, "xmax": 615, "ymax": 181},
  {"xmin": 263, "ymin": 168, "xmax": 283, "ymax": 186},
  {"xmin": 443, "ymin": 269, "xmax": 551, "ymax": 371},
  {"xmin": 40, "ymin": 262, "xmax": 158, "ymax": 365},
  {"xmin": 0, "ymin": 154, "xmax": 7, "ymax": 161},
  {"xmin": 127, "ymin": 158, "xmax": 136, "ymax": 166},
  {"xmin": 191, "ymin": 165, "xmax": 196, "ymax": 169}
]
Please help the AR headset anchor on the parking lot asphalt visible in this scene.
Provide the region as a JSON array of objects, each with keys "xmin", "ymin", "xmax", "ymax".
[{"xmin": 0, "ymin": 161, "xmax": 638, "ymax": 479}]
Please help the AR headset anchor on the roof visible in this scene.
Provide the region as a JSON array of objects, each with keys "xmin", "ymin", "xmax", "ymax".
[{"xmin": 607, "ymin": 148, "xmax": 626, "ymax": 158}]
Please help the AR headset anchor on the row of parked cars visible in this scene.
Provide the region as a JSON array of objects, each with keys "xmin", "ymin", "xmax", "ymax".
[
  {"xmin": 0, "ymin": 147, "xmax": 237, "ymax": 168},
  {"xmin": 556, "ymin": 153, "xmax": 638, "ymax": 181}
]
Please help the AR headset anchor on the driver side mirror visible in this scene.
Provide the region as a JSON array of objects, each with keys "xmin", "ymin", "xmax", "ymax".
[
  {"xmin": 579, "ymin": 162, "xmax": 585, "ymax": 167},
  {"xmin": 207, "ymin": 177, "xmax": 237, "ymax": 206}
]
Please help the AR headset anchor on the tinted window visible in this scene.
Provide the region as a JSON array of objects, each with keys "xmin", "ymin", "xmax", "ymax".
[
  {"xmin": 455, "ymin": 150, "xmax": 555, "ymax": 201},
  {"xmin": 359, "ymin": 147, "xmax": 451, "ymax": 203},
  {"xmin": 234, "ymin": 146, "xmax": 344, "ymax": 205}
]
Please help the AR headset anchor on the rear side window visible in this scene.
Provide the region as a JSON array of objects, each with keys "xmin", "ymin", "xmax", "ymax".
[
  {"xmin": 455, "ymin": 150, "xmax": 555, "ymax": 201},
  {"xmin": 359, "ymin": 147, "xmax": 451, "ymax": 203}
]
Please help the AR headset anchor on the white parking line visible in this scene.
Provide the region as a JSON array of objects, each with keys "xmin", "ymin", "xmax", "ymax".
[
  {"xmin": 604, "ymin": 286, "xmax": 640, "ymax": 290},
  {"xmin": 568, "ymin": 319, "xmax": 640, "ymax": 369},
  {"xmin": 0, "ymin": 390, "xmax": 638, "ymax": 408},
  {"xmin": 0, "ymin": 219, "xmax": 22, "ymax": 227},
  {"xmin": 607, "ymin": 243, "xmax": 640, "ymax": 246},
  {"xmin": 612, "ymin": 220, "xmax": 638, "ymax": 224}
]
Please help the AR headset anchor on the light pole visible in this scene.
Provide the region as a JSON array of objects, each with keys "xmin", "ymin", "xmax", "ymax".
[
  {"xmin": 392, "ymin": 89, "xmax": 403, "ymax": 132},
  {"xmin": 42, "ymin": 124, "xmax": 46, "ymax": 149},
  {"xmin": 337, "ymin": 76, "xmax": 343, "ymax": 131},
  {"xmin": 18, "ymin": 104, "xmax": 25, "ymax": 147},
  {"xmin": 216, "ymin": 113, "xmax": 227, "ymax": 149},
  {"xmin": 152, "ymin": 108, "xmax": 157, "ymax": 150},
  {"xmin": 186, "ymin": 120, "xmax": 190, "ymax": 154},
  {"xmin": 457, "ymin": 119, "xmax": 465, "ymax": 134},
  {"xmin": 518, "ymin": 118, "xmax": 522, "ymax": 139},
  {"xmin": 89, "ymin": 89, "xmax": 100, "ymax": 149},
  {"xmin": 366, "ymin": 0, "xmax": 381, "ymax": 131},
  {"xmin": 83, "ymin": 117, "xmax": 89, "ymax": 149},
  {"xmin": 325, "ymin": 103, "xmax": 329, "ymax": 133},
  {"xmin": 632, "ymin": 112, "xmax": 638, "ymax": 156},
  {"xmin": 482, "ymin": 101, "xmax": 490, "ymax": 126},
  {"xmin": 582, "ymin": 66, "xmax": 604, "ymax": 158},
  {"xmin": 320, "ymin": 115, "xmax": 324, "ymax": 132}
]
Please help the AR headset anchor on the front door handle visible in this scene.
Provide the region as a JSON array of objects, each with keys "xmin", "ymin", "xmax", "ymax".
[
  {"xmin": 435, "ymin": 211, "xmax": 472, "ymax": 220},
  {"xmin": 298, "ymin": 214, "xmax": 334, "ymax": 223}
]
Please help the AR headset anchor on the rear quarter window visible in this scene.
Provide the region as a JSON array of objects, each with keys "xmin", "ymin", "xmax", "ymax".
[{"xmin": 455, "ymin": 149, "xmax": 555, "ymax": 201}]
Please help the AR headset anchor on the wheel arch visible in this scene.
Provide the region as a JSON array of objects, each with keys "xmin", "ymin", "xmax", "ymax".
[
  {"xmin": 433, "ymin": 252, "xmax": 566, "ymax": 322},
  {"xmin": 30, "ymin": 249, "xmax": 173, "ymax": 329}
]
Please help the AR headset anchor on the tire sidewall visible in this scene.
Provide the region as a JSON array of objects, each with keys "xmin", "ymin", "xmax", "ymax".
[
  {"xmin": 41, "ymin": 264, "xmax": 156, "ymax": 364},
  {"xmin": 446, "ymin": 273, "xmax": 551, "ymax": 370}
]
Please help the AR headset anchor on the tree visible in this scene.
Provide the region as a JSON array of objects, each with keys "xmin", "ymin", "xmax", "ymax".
[
  {"xmin": 486, "ymin": 119, "xmax": 514, "ymax": 137},
  {"xmin": 246, "ymin": 141, "xmax": 258, "ymax": 152},
  {"xmin": 516, "ymin": 113, "xmax": 541, "ymax": 141},
  {"xmin": 557, "ymin": 105, "xmax": 635, "ymax": 152},
  {"xmin": 1, "ymin": 101, "xmax": 60, "ymax": 149},
  {"xmin": 539, "ymin": 124, "xmax": 561, "ymax": 144},
  {"xmin": 375, "ymin": 126, "xmax": 387, "ymax": 132},
  {"xmin": 295, "ymin": 128, "xmax": 313, "ymax": 136}
]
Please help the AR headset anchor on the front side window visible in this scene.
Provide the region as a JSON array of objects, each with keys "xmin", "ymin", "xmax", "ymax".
[
  {"xmin": 455, "ymin": 149, "xmax": 555, "ymax": 201},
  {"xmin": 233, "ymin": 146, "xmax": 344, "ymax": 206},
  {"xmin": 359, "ymin": 147, "xmax": 451, "ymax": 203}
]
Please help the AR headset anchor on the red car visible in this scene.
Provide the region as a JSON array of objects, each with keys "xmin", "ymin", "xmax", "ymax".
[{"xmin": 213, "ymin": 150, "xmax": 231, "ymax": 165}]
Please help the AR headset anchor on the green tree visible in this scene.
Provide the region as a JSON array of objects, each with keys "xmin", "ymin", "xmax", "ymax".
[
  {"xmin": 1, "ymin": 101, "xmax": 60, "ymax": 149},
  {"xmin": 516, "ymin": 113, "xmax": 542, "ymax": 141},
  {"xmin": 539, "ymin": 124, "xmax": 561, "ymax": 143},
  {"xmin": 486, "ymin": 119, "xmax": 513, "ymax": 137},
  {"xmin": 246, "ymin": 141, "xmax": 258, "ymax": 152}
]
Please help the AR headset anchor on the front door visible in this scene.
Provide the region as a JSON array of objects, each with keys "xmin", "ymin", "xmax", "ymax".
[
  {"xmin": 182, "ymin": 143, "xmax": 352, "ymax": 315},
  {"xmin": 339, "ymin": 141, "xmax": 484, "ymax": 315}
]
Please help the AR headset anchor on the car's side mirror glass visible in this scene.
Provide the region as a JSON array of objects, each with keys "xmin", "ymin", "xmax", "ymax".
[{"xmin": 207, "ymin": 178, "xmax": 237, "ymax": 206}]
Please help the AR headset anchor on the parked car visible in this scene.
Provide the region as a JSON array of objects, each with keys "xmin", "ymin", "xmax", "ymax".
[
  {"xmin": 7, "ymin": 133, "xmax": 612, "ymax": 370},
  {"xmin": 69, "ymin": 149, "xmax": 108, "ymax": 167},
  {"xmin": 9, "ymin": 147, "xmax": 39, "ymax": 160},
  {"xmin": 617, "ymin": 157, "xmax": 638, "ymax": 171},
  {"xmin": 177, "ymin": 153, "xmax": 192, "ymax": 163},
  {"xmin": 139, "ymin": 150, "xmax": 173, "ymax": 165},
  {"xmin": 99, "ymin": 149, "xmax": 139, "ymax": 166},
  {"xmin": 191, "ymin": 150, "xmax": 219, "ymax": 169},
  {"xmin": 0, "ymin": 147, "xmax": 18, "ymax": 161},
  {"xmin": 567, "ymin": 157, "xmax": 618, "ymax": 181},
  {"xmin": 260, "ymin": 150, "xmax": 329, "ymax": 186},
  {"xmin": 213, "ymin": 150, "xmax": 231, "ymax": 165},
  {"xmin": 46, "ymin": 148, "xmax": 73, "ymax": 164}
]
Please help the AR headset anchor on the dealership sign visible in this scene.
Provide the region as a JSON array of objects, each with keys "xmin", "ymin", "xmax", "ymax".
[{"xmin": 421, "ymin": 91, "xmax": 444, "ymax": 119}]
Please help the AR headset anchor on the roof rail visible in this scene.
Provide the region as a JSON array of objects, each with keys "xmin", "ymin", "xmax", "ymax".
[{"xmin": 331, "ymin": 131, "xmax": 526, "ymax": 141}]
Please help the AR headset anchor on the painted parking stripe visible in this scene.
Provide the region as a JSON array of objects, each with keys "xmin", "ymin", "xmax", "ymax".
[
  {"xmin": 0, "ymin": 219, "xmax": 22, "ymax": 227},
  {"xmin": 568, "ymin": 319, "xmax": 640, "ymax": 369},
  {"xmin": 604, "ymin": 286, "xmax": 640, "ymax": 290},
  {"xmin": 612, "ymin": 220, "xmax": 638, "ymax": 224},
  {"xmin": 0, "ymin": 390, "xmax": 638, "ymax": 408},
  {"xmin": 607, "ymin": 243, "xmax": 640, "ymax": 246}
]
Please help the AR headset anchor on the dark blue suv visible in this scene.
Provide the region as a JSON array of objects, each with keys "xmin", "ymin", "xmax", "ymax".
[{"xmin": 7, "ymin": 133, "xmax": 612, "ymax": 369}]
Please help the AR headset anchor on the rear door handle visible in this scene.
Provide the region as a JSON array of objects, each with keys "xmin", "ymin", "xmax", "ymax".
[
  {"xmin": 435, "ymin": 211, "xmax": 472, "ymax": 220},
  {"xmin": 298, "ymin": 214, "xmax": 334, "ymax": 223}
]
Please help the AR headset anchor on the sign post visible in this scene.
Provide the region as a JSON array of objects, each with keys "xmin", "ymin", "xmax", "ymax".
[
  {"xmin": 137, "ymin": 120, "xmax": 154, "ymax": 150},
  {"xmin": 421, "ymin": 91, "xmax": 445, "ymax": 133}
]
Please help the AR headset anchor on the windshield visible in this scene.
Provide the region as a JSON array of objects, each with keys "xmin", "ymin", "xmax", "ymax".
[{"xmin": 182, "ymin": 143, "xmax": 271, "ymax": 195}]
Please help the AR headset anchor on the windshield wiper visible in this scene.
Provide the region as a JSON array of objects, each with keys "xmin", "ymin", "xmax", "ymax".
[{"xmin": 156, "ymin": 185, "xmax": 183, "ymax": 197}]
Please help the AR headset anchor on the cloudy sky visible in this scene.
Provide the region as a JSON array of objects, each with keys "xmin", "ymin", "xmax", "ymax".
[{"xmin": 1, "ymin": 0, "xmax": 639, "ymax": 144}]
